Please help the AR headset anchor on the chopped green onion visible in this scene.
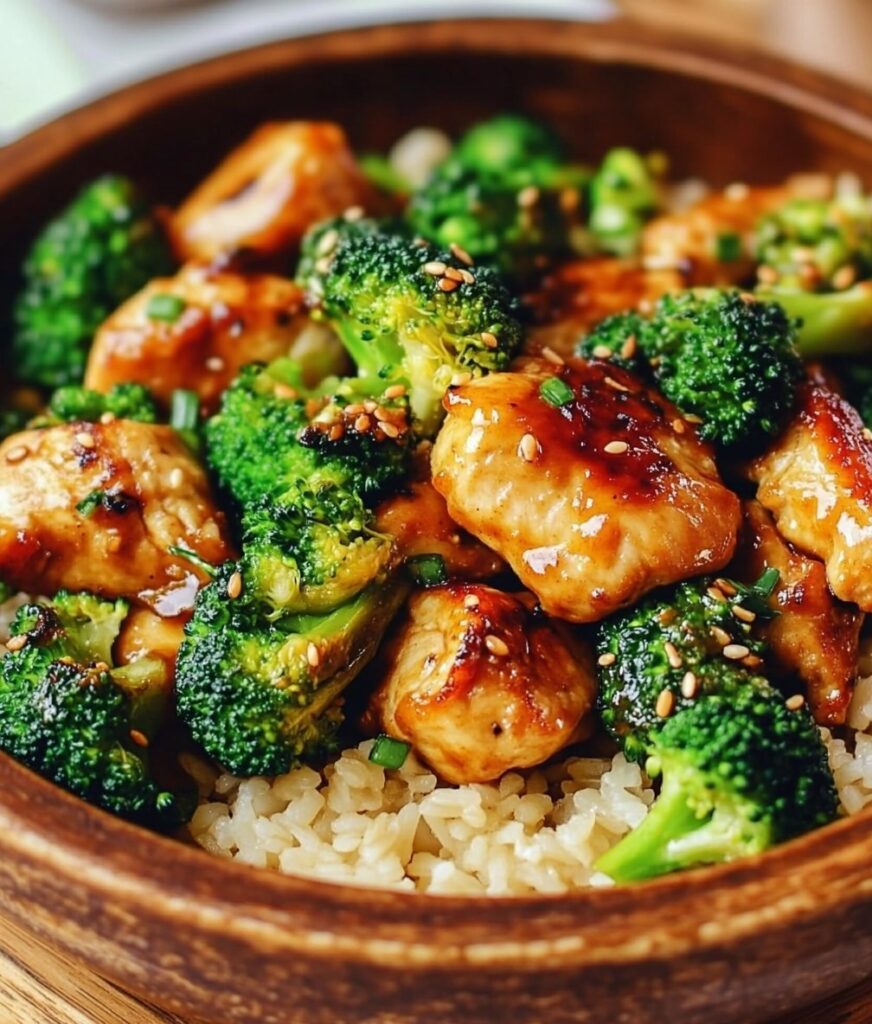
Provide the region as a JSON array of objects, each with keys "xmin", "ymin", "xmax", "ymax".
[
  {"xmin": 754, "ymin": 567, "xmax": 781, "ymax": 597},
  {"xmin": 539, "ymin": 376, "xmax": 574, "ymax": 407},
  {"xmin": 76, "ymin": 490, "xmax": 106, "ymax": 518},
  {"xmin": 170, "ymin": 389, "xmax": 200, "ymax": 433},
  {"xmin": 407, "ymin": 553, "xmax": 448, "ymax": 587},
  {"xmin": 146, "ymin": 293, "xmax": 186, "ymax": 323},
  {"xmin": 168, "ymin": 545, "xmax": 216, "ymax": 577},
  {"xmin": 715, "ymin": 231, "xmax": 742, "ymax": 263},
  {"xmin": 369, "ymin": 734, "xmax": 411, "ymax": 770}
]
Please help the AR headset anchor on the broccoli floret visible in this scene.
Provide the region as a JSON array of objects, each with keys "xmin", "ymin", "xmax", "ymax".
[
  {"xmin": 44, "ymin": 382, "xmax": 158, "ymax": 424},
  {"xmin": 581, "ymin": 290, "xmax": 803, "ymax": 454},
  {"xmin": 588, "ymin": 148, "xmax": 659, "ymax": 257},
  {"xmin": 407, "ymin": 115, "xmax": 588, "ymax": 280},
  {"xmin": 594, "ymin": 573, "xmax": 838, "ymax": 882},
  {"xmin": 13, "ymin": 175, "xmax": 174, "ymax": 390},
  {"xmin": 297, "ymin": 217, "xmax": 522, "ymax": 435},
  {"xmin": 0, "ymin": 592, "xmax": 182, "ymax": 825},
  {"xmin": 760, "ymin": 284, "xmax": 872, "ymax": 358},
  {"xmin": 175, "ymin": 563, "xmax": 408, "ymax": 776}
]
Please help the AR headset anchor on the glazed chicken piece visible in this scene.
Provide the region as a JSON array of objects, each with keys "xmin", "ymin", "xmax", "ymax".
[
  {"xmin": 0, "ymin": 422, "xmax": 232, "ymax": 614},
  {"xmin": 170, "ymin": 122, "xmax": 373, "ymax": 262},
  {"xmin": 734, "ymin": 501, "xmax": 862, "ymax": 725},
  {"xmin": 365, "ymin": 583, "xmax": 596, "ymax": 784},
  {"xmin": 748, "ymin": 383, "xmax": 872, "ymax": 611},
  {"xmin": 431, "ymin": 356, "xmax": 741, "ymax": 622},
  {"xmin": 524, "ymin": 257, "xmax": 688, "ymax": 359},
  {"xmin": 85, "ymin": 265, "xmax": 312, "ymax": 413},
  {"xmin": 375, "ymin": 474, "xmax": 505, "ymax": 580},
  {"xmin": 641, "ymin": 177, "xmax": 830, "ymax": 285},
  {"xmin": 114, "ymin": 609, "xmax": 188, "ymax": 713}
]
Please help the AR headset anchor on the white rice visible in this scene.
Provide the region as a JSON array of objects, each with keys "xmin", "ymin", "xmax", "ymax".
[{"xmin": 189, "ymin": 658, "xmax": 872, "ymax": 895}]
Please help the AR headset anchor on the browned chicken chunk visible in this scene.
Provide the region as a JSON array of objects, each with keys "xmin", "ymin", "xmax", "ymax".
[
  {"xmin": 640, "ymin": 182, "xmax": 814, "ymax": 285},
  {"xmin": 85, "ymin": 265, "xmax": 310, "ymax": 412},
  {"xmin": 431, "ymin": 356, "xmax": 741, "ymax": 622},
  {"xmin": 748, "ymin": 383, "xmax": 872, "ymax": 611},
  {"xmin": 170, "ymin": 122, "xmax": 373, "ymax": 262},
  {"xmin": 524, "ymin": 257, "xmax": 687, "ymax": 359},
  {"xmin": 365, "ymin": 583, "xmax": 596, "ymax": 784},
  {"xmin": 0, "ymin": 422, "xmax": 233, "ymax": 614},
  {"xmin": 734, "ymin": 500, "xmax": 862, "ymax": 725}
]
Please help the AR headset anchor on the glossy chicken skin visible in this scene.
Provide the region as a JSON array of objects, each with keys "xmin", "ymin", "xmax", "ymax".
[
  {"xmin": 0, "ymin": 422, "xmax": 232, "ymax": 614},
  {"xmin": 641, "ymin": 179, "xmax": 827, "ymax": 285},
  {"xmin": 524, "ymin": 257, "xmax": 687, "ymax": 358},
  {"xmin": 735, "ymin": 501, "xmax": 862, "ymax": 725},
  {"xmin": 748, "ymin": 383, "xmax": 872, "ymax": 610},
  {"xmin": 431, "ymin": 356, "xmax": 741, "ymax": 622},
  {"xmin": 85, "ymin": 265, "xmax": 309, "ymax": 413},
  {"xmin": 375, "ymin": 475, "xmax": 505, "ymax": 580},
  {"xmin": 170, "ymin": 122, "xmax": 373, "ymax": 262},
  {"xmin": 365, "ymin": 583, "xmax": 596, "ymax": 784}
]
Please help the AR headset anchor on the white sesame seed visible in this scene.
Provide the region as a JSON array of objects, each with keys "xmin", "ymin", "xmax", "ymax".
[
  {"xmin": 450, "ymin": 242, "xmax": 474, "ymax": 266},
  {"xmin": 4, "ymin": 445, "xmax": 28, "ymax": 464},
  {"xmin": 518, "ymin": 432, "xmax": 539, "ymax": 462},
  {"xmin": 450, "ymin": 372, "xmax": 472, "ymax": 387},
  {"xmin": 206, "ymin": 356, "xmax": 225, "ymax": 372},
  {"xmin": 711, "ymin": 626, "xmax": 732, "ymax": 646},
  {"xmin": 423, "ymin": 260, "xmax": 447, "ymax": 276},
  {"xmin": 517, "ymin": 185, "xmax": 540, "ymax": 208},
  {"xmin": 344, "ymin": 403, "xmax": 364, "ymax": 417},
  {"xmin": 444, "ymin": 266, "xmax": 464, "ymax": 283},
  {"xmin": 100, "ymin": 412, "xmax": 116, "ymax": 425},
  {"xmin": 604, "ymin": 376, "xmax": 630, "ymax": 393},
  {"xmin": 307, "ymin": 642, "xmax": 321, "ymax": 668},
  {"xmin": 707, "ymin": 586, "xmax": 727, "ymax": 603},
  {"xmin": 715, "ymin": 578, "xmax": 737, "ymax": 596},
  {"xmin": 481, "ymin": 331, "xmax": 499, "ymax": 349},
  {"xmin": 458, "ymin": 269, "xmax": 476, "ymax": 285},
  {"xmin": 438, "ymin": 277, "xmax": 459, "ymax": 293},
  {"xmin": 485, "ymin": 634, "xmax": 509, "ymax": 657},
  {"xmin": 464, "ymin": 594, "xmax": 480, "ymax": 610},
  {"xmin": 169, "ymin": 467, "xmax": 184, "ymax": 489},
  {"xmin": 5, "ymin": 635, "xmax": 27, "ymax": 652},
  {"xmin": 604, "ymin": 441, "xmax": 628, "ymax": 455},
  {"xmin": 786, "ymin": 694, "xmax": 805, "ymax": 711},
  {"xmin": 344, "ymin": 205, "xmax": 364, "ymax": 221},
  {"xmin": 592, "ymin": 345, "xmax": 613, "ymax": 360},
  {"xmin": 684, "ymin": 413, "xmax": 704, "ymax": 425},
  {"xmin": 620, "ymin": 335, "xmax": 638, "ymax": 360},
  {"xmin": 597, "ymin": 652, "xmax": 616, "ymax": 667},
  {"xmin": 672, "ymin": 418, "xmax": 686, "ymax": 435},
  {"xmin": 316, "ymin": 228, "xmax": 339, "ymax": 256},
  {"xmin": 864, "ymin": 428, "xmax": 872, "ymax": 443},
  {"xmin": 226, "ymin": 571, "xmax": 243, "ymax": 599},
  {"xmin": 384, "ymin": 384, "xmax": 406, "ymax": 399},
  {"xmin": 725, "ymin": 182, "xmax": 749, "ymax": 201},
  {"xmin": 380, "ymin": 421, "xmax": 400, "ymax": 439},
  {"xmin": 129, "ymin": 729, "xmax": 149, "ymax": 748},
  {"xmin": 541, "ymin": 346, "xmax": 565, "ymax": 366},
  {"xmin": 681, "ymin": 672, "xmax": 698, "ymax": 699},
  {"xmin": 732, "ymin": 605, "xmax": 757, "ymax": 624},
  {"xmin": 655, "ymin": 688, "xmax": 675, "ymax": 718},
  {"xmin": 75, "ymin": 431, "xmax": 95, "ymax": 449},
  {"xmin": 664, "ymin": 641, "xmax": 683, "ymax": 669},
  {"xmin": 354, "ymin": 414, "xmax": 372, "ymax": 433},
  {"xmin": 723, "ymin": 643, "xmax": 751, "ymax": 661}
]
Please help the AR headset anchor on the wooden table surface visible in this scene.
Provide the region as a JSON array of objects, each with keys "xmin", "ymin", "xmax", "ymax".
[{"xmin": 0, "ymin": 911, "xmax": 869, "ymax": 1024}]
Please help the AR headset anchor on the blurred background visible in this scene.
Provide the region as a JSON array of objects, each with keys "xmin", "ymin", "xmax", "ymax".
[{"xmin": 2, "ymin": 0, "xmax": 871, "ymax": 142}]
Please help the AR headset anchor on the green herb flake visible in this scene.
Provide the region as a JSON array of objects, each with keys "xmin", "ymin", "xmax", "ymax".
[
  {"xmin": 715, "ymin": 231, "xmax": 742, "ymax": 263},
  {"xmin": 407, "ymin": 554, "xmax": 448, "ymax": 588},
  {"xmin": 76, "ymin": 490, "xmax": 106, "ymax": 518},
  {"xmin": 146, "ymin": 293, "xmax": 186, "ymax": 323},
  {"xmin": 539, "ymin": 376, "xmax": 574, "ymax": 407},
  {"xmin": 369, "ymin": 734, "xmax": 411, "ymax": 770}
]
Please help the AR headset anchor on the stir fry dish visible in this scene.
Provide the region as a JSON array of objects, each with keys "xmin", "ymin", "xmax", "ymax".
[{"xmin": 3, "ymin": 114, "xmax": 872, "ymax": 891}]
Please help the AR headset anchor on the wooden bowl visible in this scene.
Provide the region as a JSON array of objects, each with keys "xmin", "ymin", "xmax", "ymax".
[{"xmin": 1, "ymin": 18, "xmax": 871, "ymax": 1024}]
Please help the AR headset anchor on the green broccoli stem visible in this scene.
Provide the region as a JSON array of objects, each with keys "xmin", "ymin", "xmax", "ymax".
[
  {"xmin": 596, "ymin": 760, "xmax": 769, "ymax": 884},
  {"xmin": 764, "ymin": 283, "xmax": 872, "ymax": 357}
]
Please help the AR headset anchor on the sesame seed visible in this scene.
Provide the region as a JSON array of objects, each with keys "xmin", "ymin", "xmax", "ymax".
[
  {"xmin": 438, "ymin": 277, "xmax": 459, "ymax": 293},
  {"xmin": 316, "ymin": 228, "xmax": 339, "ymax": 256},
  {"xmin": 672, "ymin": 418, "xmax": 686, "ymax": 435},
  {"xmin": 592, "ymin": 345, "xmax": 613, "ymax": 360},
  {"xmin": 723, "ymin": 643, "xmax": 751, "ymax": 661},
  {"xmin": 864, "ymin": 428, "xmax": 872, "ymax": 442},
  {"xmin": 604, "ymin": 376, "xmax": 630, "ymax": 393},
  {"xmin": 464, "ymin": 594, "xmax": 480, "ymax": 610},
  {"xmin": 732, "ymin": 605, "xmax": 757, "ymax": 624},
  {"xmin": 597, "ymin": 652, "xmax": 616, "ymax": 667},
  {"xmin": 344, "ymin": 205, "xmax": 364, "ymax": 221},
  {"xmin": 725, "ymin": 182, "xmax": 749, "ymax": 201},
  {"xmin": 655, "ymin": 688, "xmax": 675, "ymax": 718},
  {"xmin": 315, "ymin": 257, "xmax": 332, "ymax": 275},
  {"xmin": 206, "ymin": 356, "xmax": 225, "ymax": 372},
  {"xmin": 664, "ymin": 641, "xmax": 683, "ymax": 669},
  {"xmin": 129, "ymin": 729, "xmax": 149, "ymax": 748},
  {"xmin": 106, "ymin": 532, "xmax": 122, "ymax": 553},
  {"xmin": 4, "ymin": 445, "xmax": 28, "ymax": 464},
  {"xmin": 711, "ymin": 626, "xmax": 732, "ymax": 646},
  {"xmin": 444, "ymin": 266, "xmax": 464, "ymax": 283},
  {"xmin": 307, "ymin": 642, "xmax": 321, "ymax": 668},
  {"xmin": 559, "ymin": 187, "xmax": 580, "ymax": 212},
  {"xmin": 681, "ymin": 672, "xmax": 698, "ymax": 699},
  {"xmin": 637, "ymin": 298, "xmax": 654, "ymax": 315},
  {"xmin": 714, "ymin": 578, "xmax": 737, "ymax": 596},
  {"xmin": 450, "ymin": 242, "xmax": 474, "ymax": 266},
  {"xmin": 169, "ymin": 467, "xmax": 184, "ymax": 489},
  {"xmin": 620, "ymin": 335, "xmax": 638, "ymax": 360},
  {"xmin": 786, "ymin": 694, "xmax": 805, "ymax": 711},
  {"xmin": 517, "ymin": 185, "xmax": 540, "ymax": 208},
  {"xmin": 684, "ymin": 413, "xmax": 703, "ymax": 425},
  {"xmin": 518, "ymin": 432, "xmax": 539, "ymax": 462},
  {"xmin": 459, "ymin": 269, "xmax": 476, "ymax": 285},
  {"xmin": 354, "ymin": 414, "xmax": 372, "ymax": 433},
  {"xmin": 380, "ymin": 421, "xmax": 400, "ymax": 439},
  {"xmin": 226, "ymin": 571, "xmax": 243, "ymax": 599},
  {"xmin": 423, "ymin": 260, "xmax": 447, "ymax": 276},
  {"xmin": 5, "ymin": 635, "xmax": 27, "ymax": 652},
  {"xmin": 329, "ymin": 423, "xmax": 346, "ymax": 442},
  {"xmin": 485, "ymin": 634, "xmax": 509, "ymax": 657},
  {"xmin": 75, "ymin": 431, "xmax": 95, "ymax": 449},
  {"xmin": 384, "ymin": 384, "xmax": 406, "ymax": 399},
  {"xmin": 707, "ymin": 586, "xmax": 727, "ymax": 603},
  {"xmin": 604, "ymin": 441, "xmax": 628, "ymax": 455},
  {"xmin": 738, "ymin": 292, "xmax": 756, "ymax": 304},
  {"xmin": 94, "ymin": 662, "xmax": 109, "ymax": 673},
  {"xmin": 274, "ymin": 383, "xmax": 298, "ymax": 400},
  {"xmin": 481, "ymin": 331, "xmax": 499, "ymax": 349},
  {"xmin": 757, "ymin": 265, "xmax": 779, "ymax": 285},
  {"xmin": 450, "ymin": 372, "xmax": 472, "ymax": 387},
  {"xmin": 742, "ymin": 654, "xmax": 763, "ymax": 668},
  {"xmin": 833, "ymin": 265, "xmax": 857, "ymax": 290},
  {"xmin": 541, "ymin": 346, "xmax": 565, "ymax": 366},
  {"xmin": 344, "ymin": 403, "xmax": 364, "ymax": 416},
  {"xmin": 100, "ymin": 412, "xmax": 116, "ymax": 425},
  {"xmin": 363, "ymin": 400, "xmax": 378, "ymax": 414}
]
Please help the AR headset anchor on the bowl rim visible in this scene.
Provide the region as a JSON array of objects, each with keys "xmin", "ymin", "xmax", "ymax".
[{"xmin": 1, "ymin": 14, "xmax": 871, "ymax": 970}]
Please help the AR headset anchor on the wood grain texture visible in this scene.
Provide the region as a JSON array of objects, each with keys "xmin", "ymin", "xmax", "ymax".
[{"xmin": 0, "ymin": 16, "xmax": 871, "ymax": 1024}]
